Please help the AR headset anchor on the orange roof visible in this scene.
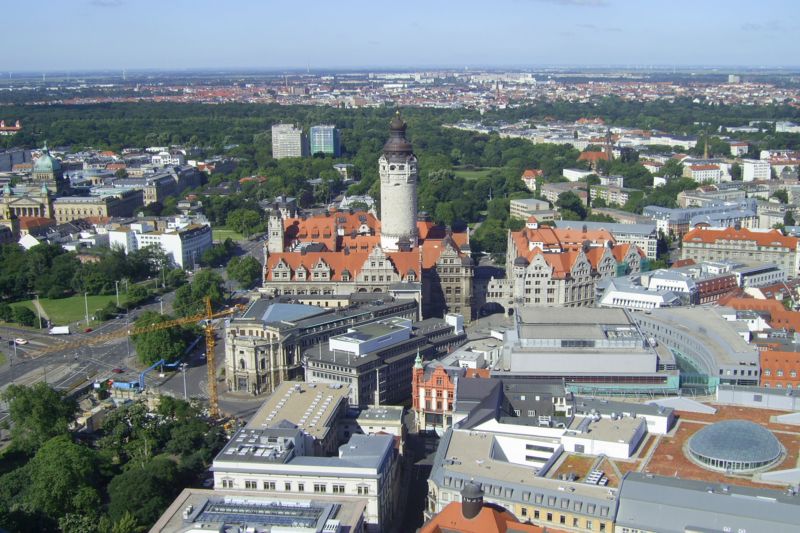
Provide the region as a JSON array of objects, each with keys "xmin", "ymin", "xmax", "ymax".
[
  {"xmin": 18, "ymin": 216, "xmax": 55, "ymax": 230},
  {"xmin": 421, "ymin": 502, "xmax": 544, "ymax": 533},
  {"xmin": 578, "ymin": 151, "xmax": 610, "ymax": 162},
  {"xmin": 689, "ymin": 164, "xmax": 720, "ymax": 171},
  {"xmin": 265, "ymin": 249, "xmax": 421, "ymax": 282},
  {"xmin": 522, "ymin": 169, "xmax": 543, "ymax": 178},
  {"xmin": 718, "ymin": 296, "xmax": 785, "ymax": 314},
  {"xmin": 106, "ymin": 162, "xmax": 126, "ymax": 170},
  {"xmin": 683, "ymin": 227, "xmax": 798, "ymax": 249},
  {"xmin": 671, "ymin": 258, "xmax": 696, "ymax": 268}
]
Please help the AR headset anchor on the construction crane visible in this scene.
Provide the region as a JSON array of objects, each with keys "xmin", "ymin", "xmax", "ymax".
[{"xmin": 32, "ymin": 297, "xmax": 244, "ymax": 419}]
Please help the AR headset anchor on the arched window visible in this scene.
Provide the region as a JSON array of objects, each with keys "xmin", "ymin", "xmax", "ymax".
[{"xmin": 239, "ymin": 359, "xmax": 246, "ymax": 370}]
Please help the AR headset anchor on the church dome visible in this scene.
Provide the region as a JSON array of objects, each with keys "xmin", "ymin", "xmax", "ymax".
[{"xmin": 34, "ymin": 147, "xmax": 61, "ymax": 173}]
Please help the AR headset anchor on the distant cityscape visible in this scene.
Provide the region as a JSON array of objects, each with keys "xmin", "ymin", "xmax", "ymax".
[{"xmin": 1, "ymin": 59, "xmax": 800, "ymax": 533}]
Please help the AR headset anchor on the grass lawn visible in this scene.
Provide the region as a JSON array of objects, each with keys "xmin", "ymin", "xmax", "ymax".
[
  {"xmin": 452, "ymin": 167, "xmax": 500, "ymax": 180},
  {"xmin": 212, "ymin": 228, "xmax": 246, "ymax": 242},
  {"xmin": 12, "ymin": 294, "xmax": 118, "ymax": 327}
]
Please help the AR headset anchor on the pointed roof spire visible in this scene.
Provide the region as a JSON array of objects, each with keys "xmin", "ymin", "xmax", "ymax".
[{"xmin": 414, "ymin": 348, "xmax": 423, "ymax": 369}]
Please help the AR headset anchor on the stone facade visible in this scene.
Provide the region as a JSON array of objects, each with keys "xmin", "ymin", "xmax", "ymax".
[
  {"xmin": 486, "ymin": 218, "xmax": 644, "ymax": 312},
  {"xmin": 379, "ymin": 113, "xmax": 418, "ymax": 251}
]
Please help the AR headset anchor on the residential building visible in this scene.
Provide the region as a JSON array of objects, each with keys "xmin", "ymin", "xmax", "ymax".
[
  {"xmin": 683, "ymin": 164, "xmax": 723, "ymax": 184},
  {"xmin": 303, "ymin": 316, "xmax": 466, "ymax": 406},
  {"xmin": 224, "ymin": 297, "xmax": 418, "ymax": 395},
  {"xmin": 108, "ymin": 221, "xmax": 212, "ymax": 269},
  {"xmin": 540, "ymin": 182, "xmax": 588, "ymax": 205},
  {"xmin": 742, "ymin": 158, "xmax": 771, "ymax": 181},
  {"xmin": 309, "ymin": 125, "xmax": 341, "ymax": 156},
  {"xmin": 555, "ymin": 220, "xmax": 658, "ymax": 260},
  {"xmin": 729, "ymin": 141, "xmax": 749, "ymax": 156},
  {"xmin": 615, "ymin": 472, "xmax": 800, "ymax": 533},
  {"xmin": 677, "ymin": 186, "xmax": 747, "ymax": 208},
  {"xmin": 681, "ymin": 226, "xmax": 800, "ymax": 278},
  {"xmin": 589, "ymin": 185, "xmax": 639, "ymax": 207},
  {"xmin": 520, "ymin": 168, "xmax": 543, "ymax": 191},
  {"xmin": 509, "ymin": 198, "xmax": 557, "ymax": 222},
  {"xmin": 212, "ymin": 429, "xmax": 398, "ymax": 532},
  {"xmin": 486, "ymin": 217, "xmax": 645, "ymax": 312},
  {"xmin": 759, "ymin": 350, "xmax": 800, "ymax": 389},
  {"xmin": 271, "ymin": 123, "xmax": 309, "ymax": 159}
]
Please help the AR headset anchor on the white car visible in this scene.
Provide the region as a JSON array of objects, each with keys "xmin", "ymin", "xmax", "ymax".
[{"xmin": 14, "ymin": 338, "xmax": 28, "ymax": 345}]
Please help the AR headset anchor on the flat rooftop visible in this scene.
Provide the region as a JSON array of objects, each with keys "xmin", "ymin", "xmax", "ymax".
[
  {"xmin": 433, "ymin": 429, "xmax": 618, "ymax": 520},
  {"xmin": 246, "ymin": 381, "xmax": 350, "ymax": 440},
  {"xmin": 639, "ymin": 307, "xmax": 760, "ymax": 367},
  {"xmin": 150, "ymin": 489, "xmax": 367, "ymax": 533}
]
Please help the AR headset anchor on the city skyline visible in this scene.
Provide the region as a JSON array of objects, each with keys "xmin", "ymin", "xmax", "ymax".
[{"xmin": 4, "ymin": 0, "xmax": 800, "ymax": 71}]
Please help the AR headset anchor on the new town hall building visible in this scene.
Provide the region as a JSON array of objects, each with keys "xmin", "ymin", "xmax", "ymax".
[
  {"xmin": 261, "ymin": 113, "xmax": 474, "ymax": 320},
  {"xmin": 486, "ymin": 217, "xmax": 646, "ymax": 311}
]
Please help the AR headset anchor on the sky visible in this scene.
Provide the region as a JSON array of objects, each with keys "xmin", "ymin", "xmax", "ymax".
[{"xmin": 4, "ymin": 0, "xmax": 800, "ymax": 71}]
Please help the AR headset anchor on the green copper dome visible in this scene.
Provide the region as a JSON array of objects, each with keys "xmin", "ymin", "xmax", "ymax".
[{"xmin": 34, "ymin": 145, "xmax": 61, "ymax": 173}]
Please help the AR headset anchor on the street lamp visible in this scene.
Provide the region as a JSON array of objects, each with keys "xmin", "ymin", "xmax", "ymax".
[
  {"xmin": 34, "ymin": 293, "xmax": 42, "ymax": 330},
  {"xmin": 115, "ymin": 280, "xmax": 120, "ymax": 307},
  {"xmin": 158, "ymin": 298, "xmax": 164, "ymax": 315},
  {"xmin": 84, "ymin": 292, "xmax": 90, "ymax": 326},
  {"xmin": 181, "ymin": 363, "xmax": 188, "ymax": 399}
]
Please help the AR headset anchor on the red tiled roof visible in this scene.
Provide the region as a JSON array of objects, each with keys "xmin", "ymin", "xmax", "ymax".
[
  {"xmin": 683, "ymin": 227, "xmax": 798, "ymax": 249},
  {"xmin": 689, "ymin": 165, "xmax": 720, "ymax": 171},
  {"xmin": 522, "ymin": 169, "xmax": 543, "ymax": 178},
  {"xmin": 420, "ymin": 502, "xmax": 544, "ymax": 533},
  {"xmin": 18, "ymin": 216, "xmax": 55, "ymax": 230},
  {"xmin": 578, "ymin": 151, "xmax": 610, "ymax": 162}
]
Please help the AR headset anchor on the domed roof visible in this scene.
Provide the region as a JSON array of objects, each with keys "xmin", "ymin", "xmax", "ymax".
[
  {"xmin": 461, "ymin": 481, "xmax": 484, "ymax": 500},
  {"xmin": 383, "ymin": 111, "xmax": 413, "ymax": 157},
  {"xmin": 34, "ymin": 146, "xmax": 61, "ymax": 173},
  {"xmin": 688, "ymin": 420, "xmax": 781, "ymax": 465}
]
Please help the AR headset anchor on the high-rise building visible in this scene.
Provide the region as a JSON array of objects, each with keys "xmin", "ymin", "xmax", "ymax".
[
  {"xmin": 309, "ymin": 125, "xmax": 341, "ymax": 157},
  {"xmin": 379, "ymin": 112, "xmax": 418, "ymax": 251},
  {"xmin": 271, "ymin": 123, "xmax": 309, "ymax": 159}
]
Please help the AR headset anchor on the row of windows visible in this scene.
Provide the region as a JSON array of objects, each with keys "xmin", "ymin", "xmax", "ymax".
[
  {"xmin": 763, "ymin": 369, "xmax": 797, "ymax": 377},
  {"xmin": 518, "ymin": 508, "xmax": 607, "ymax": 531},
  {"xmin": 233, "ymin": 479, "xmax": 361, "ymax": 494}
]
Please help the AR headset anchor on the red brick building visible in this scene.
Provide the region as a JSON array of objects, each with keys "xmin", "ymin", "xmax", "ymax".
[{"xmin": 411, "ymin": 357, "xmax": 489, "ymax": 432}]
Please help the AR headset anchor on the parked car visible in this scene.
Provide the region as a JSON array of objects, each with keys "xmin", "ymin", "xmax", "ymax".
[
  {"xmin": 111, "ymin": 368, "xmax": 124, "ymax": 374},
  {"xmin": 84, "ymin": 327, "xmax": 93, "ymax": 333},
  {"xmin": 14, "ymin": 338, "xmax": 27, "ymax": 345}
]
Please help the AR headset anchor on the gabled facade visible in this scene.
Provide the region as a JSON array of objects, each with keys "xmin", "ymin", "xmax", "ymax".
[
  {"xmin": 261, "ymin": 114, "xmax": 473, "ymax": 320},
  {"xmin": 486, "ymin": 217, "xmax": 644, "ymax": 312}
]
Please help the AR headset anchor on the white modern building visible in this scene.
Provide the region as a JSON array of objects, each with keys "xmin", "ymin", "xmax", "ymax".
[
  {"xmin": 562, "ymin": 168, "xmax": 594, "ymax": 182},
  {"xmin": 108, "ymin": 220, "xmax": 212, "ymax": 269},
  {"xmin": 212, "ymin": 429, "xmax": 398, "ymax": 532},
  {"xmin": 742, "ymin": 158, "xmax": 771, "ymax": 181},
  {"xmin": 272, "ymin": 124, "xmax": 309, "ymax": 159}
]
